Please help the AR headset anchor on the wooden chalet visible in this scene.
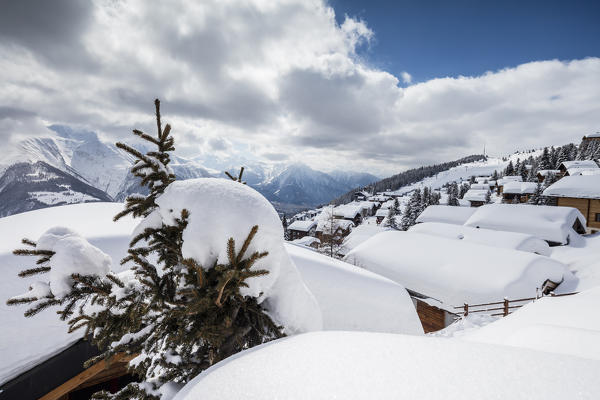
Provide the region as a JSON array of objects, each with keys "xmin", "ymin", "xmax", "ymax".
[
  {"xmin": 557, "ymin": 160, "xmax": 599, "ymax": 177},
  {"xmin": 536, "ymin": 169, "xmax": 560, "ymax": 183},
  {"xmin": 287, "ymin": 219, "xmax": 318, "ymax": 240},
  {"xmin": 544, "ymin": 175, "xmax": 600, "ymax": 233},
  {"xmin": 496, "ymin": 176, "xmax": 522, "ymax": 195},
  {"xmin": 581, "ymin": 132, "xmax": 600, "ymax": 144},
  {"xmin": 501, "ymin": 181, "xmax": 537, "ymax": 203}
]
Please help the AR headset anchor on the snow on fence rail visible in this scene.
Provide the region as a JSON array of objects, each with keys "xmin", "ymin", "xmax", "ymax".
[{"xmin": 456, "ymin": 292, "xmax": 579, "ymax": 317}]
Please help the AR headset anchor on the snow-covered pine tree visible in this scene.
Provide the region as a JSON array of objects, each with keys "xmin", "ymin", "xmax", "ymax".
[
  {"xmin": 538, "ymin": 147, "xmax": 552, "ymax": 170},
  {"xmin": 491, "ymin": 170, "xmax": 499, "ymax": 181},
  {"xmin": 281, "ymin": 213, "xmax": 290, "ymax": 240},
  {"xmin": 504, "ymin": 160, "xmax": 515, "ymax": 176},
  {"xmin": 447, "ymin": 182, "xmax": 460, "ymax": 206},
  {"xmin": 528, "ymin": 181, "xmax": 545, "ymax": 205},
  {"xmin": 485, "ymin": 189, "xmax": 492, "ymax": 204},
  {"xmin": 7, "ymin": 100, "xmax": 285, "ymax": 399},
  {"xmin": 458, "ymin": 183, "xmax": 469, "ymax": 199},
  {"xmin": 517, "ymin": 161, "xmax": 528, "ymax": 181},
  {"xmin": 383, "ymin": 198, "xmax": 400, "ymax": 230}
]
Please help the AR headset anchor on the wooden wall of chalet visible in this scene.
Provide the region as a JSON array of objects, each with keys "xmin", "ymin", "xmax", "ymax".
[
  {"xmin": 558, "ymin": 197, "xmax": 600, "ymax": 231},
  {"xmin": 414, "ymin": 299, "xmax": 446, "ymax": 333}
]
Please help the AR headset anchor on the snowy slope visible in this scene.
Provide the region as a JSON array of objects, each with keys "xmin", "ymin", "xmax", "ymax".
[
  {"xmin": 0, "ymin": 162, "xmax": 112, "ymax": 217},
  {"xmin": 0, "ymin": 202, "xmax": 422, "ymax": 385},
  {"xmin": 174, "ymin": 331, "xmax": 600, "ymax": 400}
]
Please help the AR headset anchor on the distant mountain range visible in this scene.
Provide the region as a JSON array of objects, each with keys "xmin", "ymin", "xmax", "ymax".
[{"xmin": 0, "ymin": 126, "xmax": 378, "ymax": 216}]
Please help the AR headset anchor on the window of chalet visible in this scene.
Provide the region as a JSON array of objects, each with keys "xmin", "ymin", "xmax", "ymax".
[{"xmin": 595, "ymin": 213, "xmax": 600, "ymax": 223}]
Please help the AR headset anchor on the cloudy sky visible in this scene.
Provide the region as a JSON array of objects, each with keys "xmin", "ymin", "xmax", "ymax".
[{"xmin": 1, "ymin": 0, "xmax": 599, "ymax": 176}]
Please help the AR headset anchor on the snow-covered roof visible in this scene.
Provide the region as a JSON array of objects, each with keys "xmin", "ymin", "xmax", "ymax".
[
  {"xmin": 543, "ymin": 175, "xmax": 600, "ymax": 199},
  {"xmin": 470, "ymin": 183, "xmax": 490, "ymax": 190},
  {"xmin": 375, "ymin": 208, "xmax": 388, "ymax": 217},
  {"xmin": 173, "ymin": 331, "xmax": 600, "ymax": 400},
  {"xmin": 560, "ymin": 160, "xmax": 599, "ymax": 174},
  {"xmin": 463, "ymin": 189, "xmax": 488, "ymax": 202},
  {"xmin": 498, "ymin": 176, "xmax": 523, "ymax": 186},
  {"xmin": 290, "ymin": 236, "xmax": 320, "ymax": 247},
  {"xmin": 288, "ymin": 219, "xmax": 317, "ymax": 232},
  {"xmin": 566, "ymin": 167, "xmax": 600, "ymax": 176},
  {"xmin": 332, "ymin": 203, "xmax": 363, "ymax": 219},
  {"xmin": 415, "ymin": 205, "xmax": 477, "ymax": 225},
  {"xmin": 316, "ymin": 215, "xmax": 354, "ymax": 233},
  {"xmin": 465, "ymin": 287, "xmax": 600, "ymax": 360},
  {"xmin": 344, "ymin": 231, "xmax": 573, "ymax": 305},
  {"xmin": 464, "ymin": 204, "xmax": 586, "ymax": 245},
  {"xmin": 537, "ymin": 169, "xmax": 560, "ymax": 176},
  {"xmin": 475, "ymin": 177, "xmax": 490, "ymax": 183},
  {"xmin": 338, "ymin": 224, "xmax": 389, "ymax": 257},
  {"xmin": 287, "ymin": 244, "xmax": 422, "ymax": 334},
  {"xmin": 586, "ymin": 132, "xmax": 600, "ymax": 138},
  {"xmin": 409, "ymin": 222, "xmax": 551, "ymax": 256},
  {"xmin": 502, "ymin": 181, "xmax": 538, "ymax": 194}
]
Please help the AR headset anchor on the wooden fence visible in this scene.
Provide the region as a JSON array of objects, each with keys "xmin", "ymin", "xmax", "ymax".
[{"xmin": 455, "ymin": 291, "xmax": 578, "ymax": 317}]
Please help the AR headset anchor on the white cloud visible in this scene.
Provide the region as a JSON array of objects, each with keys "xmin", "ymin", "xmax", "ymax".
[
  {"xmin": 0, "ymin": 0, "xmax": 599, "ymax": 176},
  {"xmin": 401, "ymin": 71, "xmax": 412, "ymax": 84}
]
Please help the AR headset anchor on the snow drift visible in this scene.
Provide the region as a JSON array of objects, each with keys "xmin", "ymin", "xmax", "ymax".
[
  {"xmin": 287, "ymin": 244, "xmax": 423, "ymax": 335},
  {"xmin": 173, "ymin": 331, "xmax": 600, "ymax": 400},
  {"xmin": 464, "ymin": 286, "xmax": 600, "ymax": 360}
]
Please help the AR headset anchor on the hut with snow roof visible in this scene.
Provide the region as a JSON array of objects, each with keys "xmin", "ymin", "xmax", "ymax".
[
  {"xmin": 544, "ymin": 175, "xmax": 600, "ymax": 233},
  {"xmin": 557, "ymin": 160, "xmax": 599, "ymax": 177},
  {"xmin": 501, "ymin": 181, "xmax": 538, "ymax": 203},
  {"xmin": 344, "ymin": 231, "xmax": 574, "ymax": 333},
  {"xmin": 581, "ymin": 132, "xmax": 600, "ymax": 144},
  {"xmin": 288, "ymin": 219, "xmax": 318, "ymax": 240}
]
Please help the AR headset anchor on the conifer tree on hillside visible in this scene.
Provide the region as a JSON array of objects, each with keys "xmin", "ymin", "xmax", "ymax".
[
  {"xmin": 491, "ymin": 170, "xmax": 499, "ymax": 181},
  {"xmin": 504, "ymin": 160, "xmax": 515, "ymax": 176},
  {"xmin": 7, "ymin": 100, "xmax": 284, "ymax": 399},
  {"xmin": 518, "ymin": 161, "xmax": 528, "ymax": 181},
  {"xmin": 458, "ymin": 183, "xmax": 469, "ymax": 199},
  {"xmin": 528, "ymin": 181, "xmax": 546, "ymax": 205},
  {"xmin": 538, "ymin": 147, "xmax": 552, "ymax": 170},
  {"xmin": 447, "ymin": 182, "xmax": 460, "ymax": 206},
  {"xmin": 281, "ymin": 213, "xmax": 290, "ymax": 241}
]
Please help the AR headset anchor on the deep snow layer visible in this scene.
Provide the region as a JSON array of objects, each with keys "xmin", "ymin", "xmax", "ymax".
[
  {"xmin": 409, "ymin": 222, "xmax": 551, "ymax": 256},
  {"xmin": 464, "ymin": 287, "xmax": 600, "ymax": 360},
  {"xmin": 174, "ymin": 331, "xmax": 600, "ymax": 400},
  {"xmin": 344, "ymin": 231, "xmax": 573, "ymax": 305},
  {"xmin": 286, "ymin": 244, "xmax": 423, "ymax": 335}
]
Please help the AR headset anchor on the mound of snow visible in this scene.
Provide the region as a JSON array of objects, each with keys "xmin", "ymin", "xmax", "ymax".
[
  {"xmin": 464, "ymin": 287, "xmax": 600, "ymax": 360},
  {"xmin": 34, "ymin": 227, "xmax": 112, "ymax": 298},
  {"xmin": 344, "ymin": 231, "xmax": 574, "ymax": 305},
  {"xmin": 415, "ymin": 205, "xmax": 477, "ymax": 225},
  {"xmin": 337, "ymin": 224, "xmax": 389, "ymax": 257},
  {"xmin": 174, "ymin": 331, "xmax": 600, "ymax": 400},
  {"xmin": 286, "ymin": 244, "xmax": 423, "ymax": 335},
  {"xmin": 464, "ymin": 203, "xmax": 586, "ymax": 245},
  {"xmin": 409, "ymin": 222, "xmax": 551, "ymax": 256},
  {"xmin": 156, "ymin": 178, "xmax": 322, "ymax": 333}
]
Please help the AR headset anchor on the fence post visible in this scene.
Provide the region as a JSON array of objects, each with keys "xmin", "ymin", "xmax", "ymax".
[
  {"xmin": 464, "ymin": 303, "xmax": 469, "ymax": 317},
  {"xmin": 503, "ymin": 298, "xmax": 509, "ymax": 316}
]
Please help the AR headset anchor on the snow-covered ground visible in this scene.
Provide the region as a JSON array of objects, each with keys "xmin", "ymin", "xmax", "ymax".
[
  {"xmin": 0, "ymin": 201, "xmax": 421, "ymax": 386},
  {"xmin": 173, "ymin": 330, "xmax": 600, "ymax": 400}
]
